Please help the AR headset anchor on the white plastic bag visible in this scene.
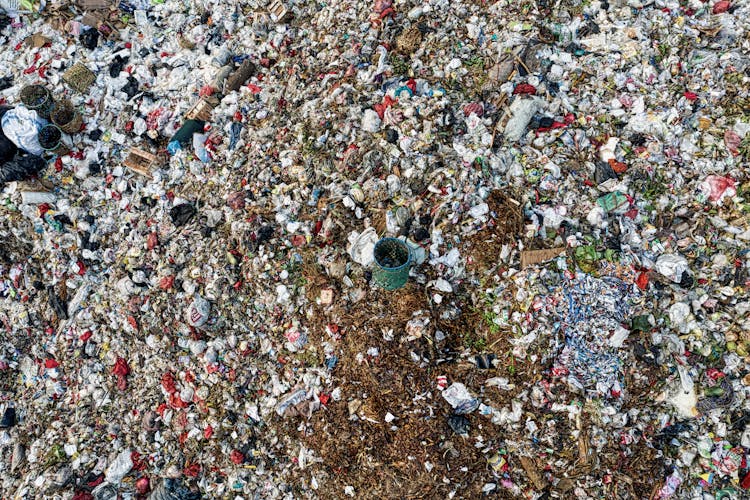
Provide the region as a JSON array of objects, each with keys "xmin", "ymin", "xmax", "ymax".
[{"xmin": 1, "ymin": 107, "xmax": 45, "ymax": 156}]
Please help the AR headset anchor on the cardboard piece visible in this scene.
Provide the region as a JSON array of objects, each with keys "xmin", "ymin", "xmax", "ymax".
[
  {"xmin": 81, "ymin": 12, "xmax": 117, "ymax": 38},
  {"xmin": 76, "ymin": 0, "xmax": 110, "ymax": 9},
  {"xmin": 26, "ymin": 34, "xmax": 52, "ymax": 48},
  {"xmin": 520, "ymin": 247, "xmax": 566, "ymax": 268}
]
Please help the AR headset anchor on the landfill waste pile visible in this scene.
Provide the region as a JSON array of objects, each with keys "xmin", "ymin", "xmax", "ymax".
[{"xmin": 0, "ymin": 0, "xmax": 750, "ymax": 497}]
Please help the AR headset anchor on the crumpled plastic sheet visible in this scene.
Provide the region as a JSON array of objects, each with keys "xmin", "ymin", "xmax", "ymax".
[{"xmin": 1, "ymin": 106, "xmax": 44, "ymax": 156}]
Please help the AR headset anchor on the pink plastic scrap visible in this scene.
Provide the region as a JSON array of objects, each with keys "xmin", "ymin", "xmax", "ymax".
[{"xmin": 700, "ymin": 175, "xmax": 736, "ymax": 204}]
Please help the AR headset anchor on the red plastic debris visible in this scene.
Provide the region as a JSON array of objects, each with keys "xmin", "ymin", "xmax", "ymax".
[
  {"xmin": 131, "ymin": 450, "xmax": 147, "ymax": 471},
  {"xmin": 463, "ymin": 102, "xmax": 484, "ymax": 117},
  {"xmin": 608, "ymin": 158, "xmax": 628, "ymax": 174},
  {"xmin": 169, "ymin": 393, "xmax": 189, "ymax": 408},
  {"xmin": 183, "ymin": 463, "xmax": 201, "ymax": 477},
  {"xmin": 87, "ymin": 474, "xmax": 104, "ymax": 488},
  {"xmin": 112, "ymin": 358, "xmax": 130, "ymax": 376},
  {"xmin": 373, "ymin": 95, "xmax": 398, "ymax": 119},
  {"xmin": 636, "ymin": 272, "xmax": 649, "ymax": 291},
  {"xmin": 127, "ymin": 315, "xmax": 139, "ymax": 332},
  {"xmin": 135, "ymin": 477, "xmax": 150, "ymax": 494},
  {"xmin": 230, "ymin": 450, "xmax": 245, "ymax": 464},
  {"xmin": 724, "ymin": 129, "xmax": 741, "ymax": 156},
  {"xmin": 713, "ymin": 1, "xmax": 730, "ymax": 14},
  {"xmin": 159, "ymin": 276, "xmax": 175, "ymax": 290},
  {"xmin": 38, "ymin": 203, "xmax": 51, "ymax": 218},
  {"xmin": 161, "ymin": 372, "xmax": 177, "ymax": 394},
  {"xmin": 703, "ymin": 175, "xmax": 736, "ymax": 202},
  {"xmin": 537, "ymin": 114, "xmax": 575, "ymax": 134},
  {"xmin": 513, "ymin": 83, "xmax": 537, "ymax": 95},
  {"xmin": 113, "ymin": 357, "xmax": 130, "ymax": 390}
]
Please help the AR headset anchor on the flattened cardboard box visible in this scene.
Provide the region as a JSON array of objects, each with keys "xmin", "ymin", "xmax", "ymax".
[
  {"xmin": 76, "ymin": 0, "xmax": 111, "ymax": 9},
  {"xmin": 520, "ymin": 247, "xmax": 566, "ymax": 268}
]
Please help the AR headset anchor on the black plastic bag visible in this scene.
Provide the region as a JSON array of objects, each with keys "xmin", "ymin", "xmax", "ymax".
[
  {"xmin": 170, "ymin": 203, "xmax": 196, "ymax": 227},
  {"xmin": 47, "ymin": 286, "xmax": 68, "ymax": 320},
  {"xmin": 79, "ymin": 28, "xmax": 99, "ymax": 50},
  {"xmin": 122, "ymin": 76, "xmax": 140, "ymax": 99},
  {"xmin": 0, "ymin": 76, "xmax": 13, "ymax": 92},
  {"xmin": 109, "ymin": 54, "xmax": 129, "ymax": 78},
  {"xmin": 0, "ymin": 152, "xmax": 46, "ymax": 185},
  {"xmin": 0, "ymin": 112, "xmax": 19, "ymax": 164},
  {"xmin": 447, "ymin": 414, "xmax": 470, "ymax": 435},
  {"xmin": 594, "ymin": 161, "xmax": 617, "ymax": 185},
  {"xmin": 256, "ymin": 224, "xmax": 274, "ymax": 244},
  {"xmin": 0, "ymin": 407, "xmax": 16, "ymax": 428}
]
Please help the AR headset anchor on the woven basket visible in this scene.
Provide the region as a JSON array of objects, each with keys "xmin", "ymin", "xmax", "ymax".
[
  {"xmin": 20, "ymin": 85, "xmax": 53, "ymax": 119},
  {"xmin": 51, "ymin": 100, "xmax": 83, "ymax": 134},
  {"xmin": 38, "ymin": 124, "xmax": 69, "ymax": 156},
  {"xmin": 372, "ymin": 238, "xmax": 412, "ymax": 290}
]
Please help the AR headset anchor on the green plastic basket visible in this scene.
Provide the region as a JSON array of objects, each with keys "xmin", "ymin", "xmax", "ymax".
[{"xmin": 372, "ymin": 238, "xmax": 412, "ymax": 290}]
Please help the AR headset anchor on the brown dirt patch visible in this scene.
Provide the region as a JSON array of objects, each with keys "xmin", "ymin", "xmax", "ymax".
[{"xmin": 466, "ymin": 190, "xmax": 524, "ymax": 273}]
